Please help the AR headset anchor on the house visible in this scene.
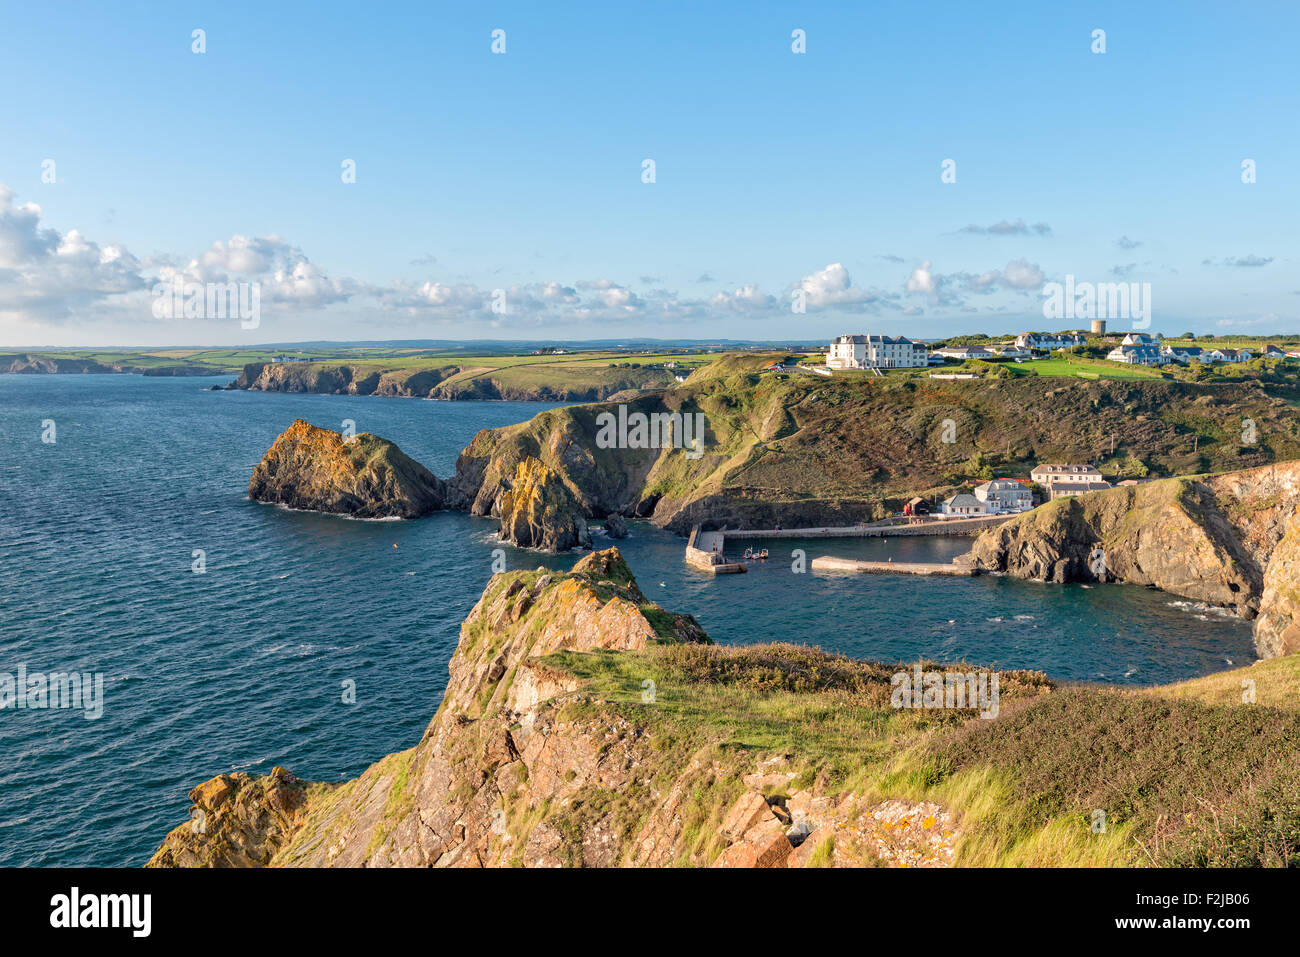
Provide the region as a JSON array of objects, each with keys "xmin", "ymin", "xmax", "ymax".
[
  {"xmin": 1201, "ymin": 349, "xmax": 1226, "ymax": 363},
  {"xmin": 1161, "ymin": 345, "xmax": 1204, "ymax": 363},
  {"xmin": 826, "ymin": 334, "xmax": 929, "ymax": 369},
  {"xmin": 1031, "ymin": 463, "xmax": 1104, "ymax": 485},
  {"xmin": 1107, "ymin": 344, "xmax": 1167, "ymax": 366},
  {"xmin": 902, "ymin": 496, "xmax": 931, "ymax": 518},
  {"xmin": 1262, "ymin": 344, "xmax": 1286, "ymax": 358},
  {"xmin": 973, "ymin": 479, "xmax": 1034, "ymax": 514},
  {"xmin": 1015, "ymin": 332, "xmax": 1087, "ymax": 352},
  {"xmin": 940, "ymin": 492, "xmax": 987, "ymax": 516},
  {"xmin": 1030, "ymin": 464, "xmax": 1111, "ymax": 500},
  {"xmin": 1121, "ymin": 332, "xmax": 1158, "ymax": 346},
  {"xmin": 932, "ymin": 345, "xmax": 993, "ymax": 360},
  {"xmin": 1218, "ymin": 348, "xmax": 1252, "ymax": 363},
  {"xmin": 1045, "ymin": 480, "xmax": 1113, "ymax": 499},
  {"xmin": 989, "ymin": 344, "xmax": 1032, "ymax": 360}
]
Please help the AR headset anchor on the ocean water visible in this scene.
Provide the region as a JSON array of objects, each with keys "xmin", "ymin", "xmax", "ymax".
[{"xmin": 0, "ymin": 374, "xmax": 1256, "ymax": 866}]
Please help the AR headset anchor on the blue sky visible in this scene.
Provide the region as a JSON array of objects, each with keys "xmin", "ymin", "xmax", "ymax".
[{"xmin": 1, "ymin": 0, "xmax": 1297, "ymax": 346}]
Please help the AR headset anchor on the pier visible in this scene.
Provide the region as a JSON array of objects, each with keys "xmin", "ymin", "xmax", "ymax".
[
  {"xmin": 809, "ymin": 556, "xmax": 978, "ymax": 577},
  {"xmin": 684, "ymin": 517, "xmax": 1003, "ymax": 578},
  {"xmin": 684, "ymin": 526, "xmax": 747, "ymax": 574},
  {"xmin": 722, "ymin": 514, "xmax": 1012, "ymax": 539}
]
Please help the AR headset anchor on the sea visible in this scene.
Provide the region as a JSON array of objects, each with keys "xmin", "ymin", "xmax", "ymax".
[{"xmin": 0, "ymin": 374, "xmax": 1257, "ymax": 865}]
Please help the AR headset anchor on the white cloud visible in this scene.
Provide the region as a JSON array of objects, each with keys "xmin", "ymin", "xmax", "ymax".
[
  {"xmin": 797, "ymin": 262, "xmax": 890, "ymax": 309},
  {"xmin": 0, "ymin": 186, "xmax": 147, "ymax": 321},
  {"xmin": 906, "ymin": 261, "xmax": 935, "ymax": 294}
]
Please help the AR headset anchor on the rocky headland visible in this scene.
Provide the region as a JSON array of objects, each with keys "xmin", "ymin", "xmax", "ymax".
[
  {"xmin": 445, "ymin": 354, "xmax": 1300, "ymax": 534},
  {"xmin": 248, "ymin": 419, "xmax": 445, "ymax": 519},
  {"xmin": 230, "ymin": 360, "xmax": 674, "ymax": 402},
  {"xmin": 148, "ymin": 546, "xmax": 1300, "ymax": 867},
  {"xmin": 966, "ymin": 460, "xmax": 1300, "ymax": 657}
]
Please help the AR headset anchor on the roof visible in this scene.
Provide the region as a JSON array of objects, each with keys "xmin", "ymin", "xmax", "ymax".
[
  {"xmin": 1047, "ymin": 480, "xmax": 1111, "ymax": 492},
  {"xmin": 1033, "ymin": 464, "xmax": 1102, "ymax": 476},
  {"xmin": 943, "ymin": 493, "xmax": 984, "ymax": 507}
]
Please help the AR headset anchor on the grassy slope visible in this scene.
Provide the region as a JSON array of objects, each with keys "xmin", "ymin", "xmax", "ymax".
[
  {"xmin": 468, "ymin": 353, "xmax": 1300, "ymax": 529},
  {"xmin": 541, "ymin": 642, "xmax": 1300, "ymax": 867}
]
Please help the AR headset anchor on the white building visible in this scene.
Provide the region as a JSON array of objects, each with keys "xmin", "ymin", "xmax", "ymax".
[
  {"xmin": 932, "ymin": 345, "xmax": 994, "ymax": 360},
  {"xmin": 1015, "ymin": 332, "xmax": 1087, "ymax": 352},
  {"xmin": 941, "ymin": 492, "xmax": 987, "ymax": 516},
  {"xmin": 1031, "ymin": 464, "xmax": 1104, "ymax": 485},
  {"xmin": 1121, "ymin": 332, "xmax": 1158, "ymax": 346},
  {"xmin": 989, "ymin": 344, "xmax": 1032, "ymax": 360},
  {"xmin": 973, "ymin": 479, "xmax": 1034, "ymax": 513},
  {"xmin": 1107, "ymin": 344, "xmax": 1168, "ymax": 366},
  {"xmin": 1161, "ymin": 346, "xmax": 1205, "ymax": 363},
  {"xmin": 826, "ymin": 334, "xmax": 929, "ymax": 369},
  {"xmin": 1030, "ymin": 464, "xmax": 1111, "ymax": 500}
]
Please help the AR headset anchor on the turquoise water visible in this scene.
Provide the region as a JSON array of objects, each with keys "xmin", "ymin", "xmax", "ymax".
[{"xmin": 0, "ymin": 375, "xmax": 1256, "ymax": 865}]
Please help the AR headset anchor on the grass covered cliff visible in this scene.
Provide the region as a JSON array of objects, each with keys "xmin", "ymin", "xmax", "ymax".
[
  {"xmin": 448, "ymin": 353, "xmax": 1300, "ymax": 533},
  {"xmin": 231, "ymin": 357, "xmax": 677, "ymax": 401},
  {"xmin": 149, "ymin": 547, "xmax": 1300, "ymax": 868}
]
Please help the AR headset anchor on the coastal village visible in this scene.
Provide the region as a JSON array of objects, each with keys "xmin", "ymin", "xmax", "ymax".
[
  {"xmin": 820, "ymin": 325, "xmax": 1297, "ymax": 518},
  {"xmin": 687, "ymin": 325, "xmax": 1300, "ymax": 576}
]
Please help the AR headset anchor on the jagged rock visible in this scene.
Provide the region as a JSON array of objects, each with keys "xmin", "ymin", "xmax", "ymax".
[
  {"xmin": 1255, "ymin": 510, "xmax": 1300, "ymax": 657},
  {"xmin": 148, "ymin": 767, "xmax": 312, "ymax": 868},
  {"xmin": 604, "ymin": 512, "xmax": 628, "ymax": 539},
  {"xmin": 148, "ymin": 548, "xmax": 718, "ymax": 869},
  {"xmin": 248, "ymin": 419, "xmax": 444, "ymax": 519},
  {"xmin": 495, "ymin": 456, "xmax": 592, "ymax": 552}
]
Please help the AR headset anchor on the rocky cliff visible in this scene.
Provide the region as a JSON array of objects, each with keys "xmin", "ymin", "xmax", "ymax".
[
  {"xmin": 149, "ymin": 548, "xmax": 1062, "ymax": 868},
  {"xmin": 494, "ymin": 457, "xmax": 592, "ymax": 552},
  {"xmin": 231, "ymin": 361, "xmax": 673, "ymax": 401},
  {"xmin": 967, "ymin": 460, "xmax": 1300, "ymax": 657},
  {"xmin": 248, "ymin": 419, "xmax": 445, "ymax": 519},
  {"xmin": 447, "ymin": 355, "xmax": 1300, "ymax": 534}
]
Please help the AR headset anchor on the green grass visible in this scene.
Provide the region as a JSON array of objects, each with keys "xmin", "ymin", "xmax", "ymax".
[
  {"xmin": 1007, "ymin": 357, "xmax": 1167, "ymax": 380},
  {"xmin": 532, "ymin": 639, "xmax": 1300, "ymax": 867}
]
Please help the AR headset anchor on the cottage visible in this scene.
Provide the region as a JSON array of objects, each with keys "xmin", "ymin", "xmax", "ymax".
[
  {"xmin": 989, "ymin": 344, "xmax": 1032, "ymax": 360},
  {"xmin": 1031, "ymin": 463, "xmax": 1104, "ymax": 485},
  {"xmin": 1106, "ymin": 344, "xmax": 1167, "ymax": 366},
  {"xmin": 972, "ymin": 479, "xmax": 1033, "ymax": 514},
  {"xmin": 932, "ymin": 345, "xmax": 993, "ymax": 360},
  {"xmin": 940, "ymin": 492, "xmax": 987, "ymax": 516},
  {"xmin": 1030, "ymin": 464, "xmax": 1111, "ymax": 500},
  {"xmin": 1121, "ymin": 332, "xmax": 1158, "ymax": 346},
  {"xmin": 1161, "ymin": 345, "xmax": 1204, "ymax": 363},
  {"xmin": 1014, "ymin": 332, "xmax": 1087, "ymax": 352},
  {"xmin": 1046, "ymin": 480, "xmax": 1113, "ymax": 499}
]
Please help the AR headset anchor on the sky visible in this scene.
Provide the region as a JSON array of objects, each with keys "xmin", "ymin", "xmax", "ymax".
[{"xmin": 1, "ymin": 0, "xmax": 1297, "ymax": 347}]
